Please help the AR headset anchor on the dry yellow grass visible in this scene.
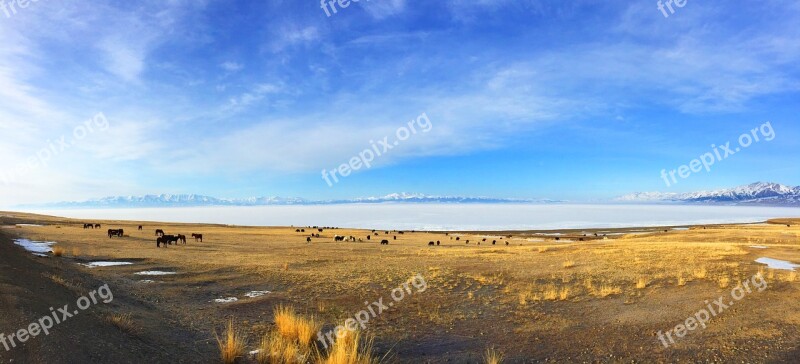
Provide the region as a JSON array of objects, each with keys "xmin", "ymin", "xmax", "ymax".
[
  {"xmin": 216, "ymin": 319, "xmax": 247, "ymax": 364},
  {"xmin": 316, "ymin": 329, "xmax": 377, "ymax": 364},
  {"xmin": 693, "ymin": 267, "xmax": 708, "ymax": 279},
  {"xmin": 484, "ymin": 348, "xmax": 504, "ymax": 364},
  {"xmin": 7, "ymin": 212, "xmax": 800, "ymax": 362},
  {"xmin": 718, "ymin": 276, "xmax": 731, "ymax": 289},
  {"xmin": 52, "ymin": 245, "xmax": 65, "ymax": 257},
  {"xmin": 635, "ymin": 277, "xmax": 648, "ymax": 289},
  {"xmin": 107, "ymin": 313, "xmax": 135, "ymax": 333},
  {"xmin": 598, "ymin": 285, "xmax": 621, "ymax": 297},
  {"xmin": 274, "ymin": 305, "xmax": 319, "ymax": 346},
  {"xmin": 562, "ymin": 260, "xmax": 575, "ymax": 269}
]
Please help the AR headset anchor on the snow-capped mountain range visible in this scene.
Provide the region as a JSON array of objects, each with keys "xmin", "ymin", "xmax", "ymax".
[
  {"xmin": 616, "ymin": 182, "xmax": 800, "ymax": 206},
  {"xmin": 23, "ymin": 192, "xmax": 550, "ymax": 208}
]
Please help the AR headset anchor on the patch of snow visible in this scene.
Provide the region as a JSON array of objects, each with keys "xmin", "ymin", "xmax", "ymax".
[
  {"xmin": 16, "ymin": 224, "xmax": 44, "ymax": 227},
  {"xmin": 13, "ymin": 239, "xmax": 55, "ymax": 254},
  {"xmin": 139, "ymin": 280, "xmax": 158, "ymax": 284},
  {"xmin": 749, "ymin": 245, "xmax": 768, "ymax": 249},
  {"xmin": 756, "ymin": 257, "xmax": 800, "ymax": 271},
  {"xmin": 135, "ymin": 271, "xmax": 177, "ymax": 276},
  {"xmin": 214, "ymin": 297, "xmax": 238, "ymax": 303},
  {"xmin": 244, "ymin": 290, "xmax": 271, "ymax": 298},
  {"xmin": 81, "ymin": 261, "xmax": 133, "ymax": 268}
]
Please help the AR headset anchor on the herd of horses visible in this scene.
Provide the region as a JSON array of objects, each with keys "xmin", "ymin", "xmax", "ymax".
[{"xmin": 82, "ymin": 223, "xmax": 204, "ymax": 248}]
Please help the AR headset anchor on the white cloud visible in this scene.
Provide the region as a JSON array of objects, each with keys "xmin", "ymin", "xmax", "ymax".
[{"xmin": 221, "ymin": 62, "xmax": 244, "ymax": 72}]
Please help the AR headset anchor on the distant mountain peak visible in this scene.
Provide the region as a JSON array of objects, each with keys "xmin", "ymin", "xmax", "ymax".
[
  {"xmin": 616, "ymin": 182, "xmax": 800, "ymax": 206},
  {"xmin": 21, "ymin": 193, "xmax": 556, "ymax": 208}
]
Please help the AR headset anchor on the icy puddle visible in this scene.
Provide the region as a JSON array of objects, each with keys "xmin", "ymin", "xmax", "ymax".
[
  {"xmin": 13, "ymin": 239, "xmax": 55, "ymax": 255},
  {"xmin": 244, "ymin": 290, "xmax": 271, "ymax": 298},
  {"xmin": 81, "ymin": 261, "xmax": 134, "ymax": 268},
  {"xmin": 135, "ymin": 271, "xmax": 177, "ymax": 276},
  {"xmin": 755, "ymin": 257, "xmax": 800, "ymax": 271}
]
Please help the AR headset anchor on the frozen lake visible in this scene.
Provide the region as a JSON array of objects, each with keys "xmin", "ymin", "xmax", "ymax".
[{"xmin": 22, "ymin": 204, "xmax": 800, "ymax": 231}]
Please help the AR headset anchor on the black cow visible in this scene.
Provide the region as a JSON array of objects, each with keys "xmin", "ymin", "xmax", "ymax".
[
  {"xmin": 108, "ymin": 229, "xmax": 123, "ymax": 238},
  {"xmin": 306, "ymin": 237, "xmax": 312, "ymax": 243},
  {"xmin": 192, "ymin": 233, "xmax": 203, "ymax": 242},
  {"xmin": 334, "ymin": 236, "xmax": 345, "ymax": 242},
  {"xmin": 428, "ymin": 241, "xmax": 435, "ymax": 246},
  {"xmin": 138, "ymin": 225, "xmax": 143, "ymax": 231},
  {"xmin": 436, "ymin": 241, "xmax": 440, "ymax": 246},
  {"xmin": 380, "ymin": 240, "xmax": 389, "ymax": 245},
  {"xmin": 95, "ymin": 224, "xmax": 101, "ymax": 228}
]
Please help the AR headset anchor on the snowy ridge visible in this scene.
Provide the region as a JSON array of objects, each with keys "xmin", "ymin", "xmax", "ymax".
[
  {"xmin": 616, "ymin": 182, "xmax": 800, "ymax": 206},
  {"xmin": 22, "ymin": 193, "xmax": 555, "ymax": 208}
]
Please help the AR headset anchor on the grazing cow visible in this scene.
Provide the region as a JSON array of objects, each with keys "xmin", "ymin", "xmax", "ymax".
[
  {"xmin": 306, "ymin": 237, "xmax": 312, "ymax": 243},
  {"xmin": 156, "ymin": 237, "xmax": 167, "ymax": 247},
  {"xmin": 296, "ymin": 229, "xmax": 301, "ymax": 232},
  {"xmin": 380, "ymin": 239, "xmax": 389, "ymax": 245},
  {"xmin": 466, "ymin": 240, "xmax": 470, "ymax": 244},
  {"xmin": 95, "ymin": 224, "xmax": 101, "ymax": 228},
  {"xmin": 155, "ymin": 229, "xmax": 165, "ymax": 237},
  {"xmin": 301, "ymin": 229, "xmax": 305, "ymax": 232},
  {"xmin": 334, "ymin": 235, "xmax": 345, "ymax": 242},
  {"xmin": 398, "ymin": 231, "xmax": 404, "ymax": 235},
  {"xmin": 428, "ymin": 241, "xmax": 435, "ymax": 246},
  {"xmin": 482, "ymin": 238, "xmax": 486, "ymax": 242},
  {"xmin": 456, "ymin": 237, "xmax": 460, "ymax": 241},
  {"xmin": 318, "ymin": 228, "xmax": 323, "ymax": 232},
  {"xmin": 177, "ymin": 234, "xmax": 187, "ymax": 244},
  {"xmin": 555, "ymin": 237, "xmax": 560, "ymax": 241},
  {"xmin": 436, "ymin": 241, "xmax": 440, "ymax": 246},
  {"xmin": 83, "ymin": 223, "xmax": 91, "ymax": 229},
  {"xmin": 108, "ymin": 229, "xmax": 124, "ymax": 238},
  {"xmin": 579, "ymin": 238, "xmax": 584, "ymax": 242},
  {"xmin": 138, "ymin": 225, "xmax": 143, "ymax": 231},
  {"xmin": 367, "ymin": 235, "xmax": 371, "ymax": 240},
  {"xmin": 492, "ymin": 240, "xmax": 496, "ymax": 245},
  {"xmin": 191, "ymin": 233, "xmax": 203, "ymax": 242},
  {"xmin": 393, "ymin": 236, "xmax": 397, "ymax": 240},
  {"xmin": 374, "ymin": 232, "xmax": 379, "ymax": 236},
  {"xmin": 505, "ymin": 241, "xmax": 509, "ymax": 246}
]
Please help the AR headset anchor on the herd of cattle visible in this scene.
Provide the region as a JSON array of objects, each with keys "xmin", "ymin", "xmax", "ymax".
[{"xmin": 82, "ymin": 223, "xmax": 204, "ymax": 248}]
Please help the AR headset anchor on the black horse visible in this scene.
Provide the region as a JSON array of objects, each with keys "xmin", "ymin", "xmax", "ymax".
[{"xmin": 157, "ymin": 235, "xmax": 179, "ymax": 247}]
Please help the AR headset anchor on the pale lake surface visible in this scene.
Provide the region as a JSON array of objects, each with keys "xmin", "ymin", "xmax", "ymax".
[{"xmin": 22, "ymin": 204, "xmax": 800, "ymax": 231}]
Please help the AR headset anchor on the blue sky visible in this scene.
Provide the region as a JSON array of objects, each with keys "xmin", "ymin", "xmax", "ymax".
[{"xmin": 0, "ymin": 0, "xmax": 798, "ymax": 206}]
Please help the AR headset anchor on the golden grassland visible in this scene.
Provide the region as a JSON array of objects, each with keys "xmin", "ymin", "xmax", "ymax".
[{"xmin": 2, "ymin": 212, "xmax": 800, "ymax": 362}]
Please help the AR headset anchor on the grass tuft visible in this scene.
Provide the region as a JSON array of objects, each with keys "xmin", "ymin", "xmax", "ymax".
[
  {"xmin": 216, "ymin": 319, "xmax": 247, "ymax": 364},
  {"xmin": 107, "ymin": 313, "xmax": 136, "ymax": 333},
  {"xmin": 483, "ymin": 347, "xmax": 504, "ymax": 364},
  {"xmin": 52, "ymin": 245, "xmax": 65, "ymax": 257}
]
